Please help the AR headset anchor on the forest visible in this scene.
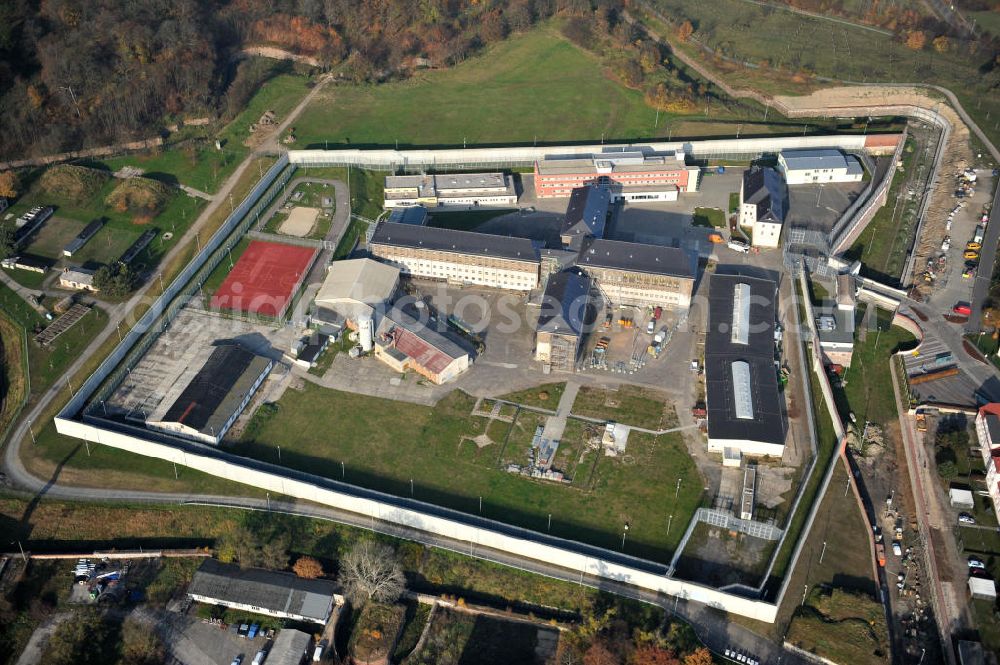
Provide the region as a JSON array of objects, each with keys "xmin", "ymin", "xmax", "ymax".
[{"xmin": 0, "ymin": 0, "xmax": 618, "ymax": 160}]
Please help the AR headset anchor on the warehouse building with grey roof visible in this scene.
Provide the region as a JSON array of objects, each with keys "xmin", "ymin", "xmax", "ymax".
[
  {"xmin": 146, "ymin": 344, "xmax": 272, "ymax": 445},
  {"xmin": 704, "ymin": 273, "xmax": 786, "ymax": 459},
  {"xmin": 186, "ymin": 559, "xmax": 340, "ymax": 624},
  {"xmin": 535, "ymin": 268, "xmax": 592, "ymax": 371}
]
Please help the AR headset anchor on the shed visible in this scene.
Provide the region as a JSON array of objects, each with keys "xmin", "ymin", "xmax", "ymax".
[
  {"xmin": 968, "ymin": 576, "xmax": 996, "ymax": 601},
  {"xmin": 949, "ymin": 488, "xmax": 975, "ymax": 509},
  {"xmin": 267, "ymin": 629, "xmax": 313, "ymax": 665}
]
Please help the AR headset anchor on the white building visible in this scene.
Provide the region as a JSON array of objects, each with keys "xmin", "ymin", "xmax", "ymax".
[
  {"xmin": 314, "ymin": 258, "xmax": 400, "ymax": 325},
  {"xmin": 778, "ymin": 148, "xmax": 864, "ymax": 185},
  {"xmin": 739, "ymin": 166, "xmax": 787, "ymax": 248},
  {"xmin": 369, "ymin": 222, "xmax": 540, "ymax": 292},
  {"xmin": 59, "ymin": 266, "xmax": 98, "ymax": 292},
  {"xmin": 383, "ymin": 172, "xmax": 517, "ymax": 209}
]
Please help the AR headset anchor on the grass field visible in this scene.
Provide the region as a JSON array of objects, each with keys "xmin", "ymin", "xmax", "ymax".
[
  {"xmin": 498, "ymin": 383, "xmax": 566, "ymax": 410},
  {"xmin": 847, "ymin": 139, "xmax": 919, "ymax": 281},
  {"xmin": 570, "ymin": 385, "xmax": 679, "ymax": 430},
  {"xmin": 692, "ymin": 207, "xmax": 726, "ymax": 229},
  {"xmin": 404, "ymin": 607, "xmax": 540, "ymax": 665},
  {"xmin": 98, "ymin": 69, "xmax": 313, "ymax": 193},
  {"xmin": 263, "ymin": 181, "xmax": 336, "ymax": 239},
  {"xmin": 642, "ymin": 1, "xmax": 1000, "ymax": 152},
  {"xmin": 4, "ymin": 168, "xmax": 206, "ymax": 289},
  {"xmin": 0, "ymin": 313, "xmax": 28, "ymax": 444},
  {"xmin": 786, "ymin": 587, "xmax": 888, "ymax": 665},
  {"xmin": 835, "ymin": 307, "xmax": 917, "ymax": 426},
  {"xmin": 293, "ymin": 24, "xmax": 801, "ymax": 150},
  {"xmin": 234, "ymin": 383, "xmax": 703, "ymax": 562}
]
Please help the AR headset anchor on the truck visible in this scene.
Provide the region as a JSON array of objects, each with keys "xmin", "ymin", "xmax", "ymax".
[
  {"xmin": 875, "ymin": 543, "xmax": 886, "ymax": 567},
  {"xmin": 915, "ymin": 411, "xmax": 927, "ymax": 432}
]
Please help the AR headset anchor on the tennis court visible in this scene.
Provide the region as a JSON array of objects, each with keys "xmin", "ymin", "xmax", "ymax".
[{"xmin": 209, "ymin": 240, "xmax": 317, "ymax": 318}]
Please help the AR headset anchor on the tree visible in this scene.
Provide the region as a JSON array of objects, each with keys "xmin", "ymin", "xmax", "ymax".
[
  {"xmin": 338, "ymin": 540, "xmax": 405, "ymax": 604},
  {"xmin": 584, "ymin": 640, "xmax": 621, "ymax": 665},
  {"xmin": 932, "ymin": 35, "xmax": 950, "ymax": 53},
  {"xmin": 0, "ymin": 170, "xmax": 19, "ymax": 199},
  {"xmin": 904, "ymin": 30, "xmax": 927, "ymax": 50},
  {"xmin": 677, "ymin": 20, "xmax": 694, "ymax": 43},
  {"xmin": 259, "ymin": 534, "xmax": 290, "ymax": 570},
  {"xmin": 0, "ymin": 224, "xmax": 15, "ymax": 260},
  {"xmin": 631, "ymin": 645, "xmax": 680, "ymax": 665},
  {"xmin": 682, "ymin": 648, "xmax": 713, "ymax": 665},
  {"xmin": 120, "ymin": 618, "xmax": 165, "ymax": 665},
  {"xmin": 293, "ymin": 555, "xmax": 324, "ymax": 579},
  {"xmin": 93, "ymin": 263, "xmax": 138, "ymax": 297}
]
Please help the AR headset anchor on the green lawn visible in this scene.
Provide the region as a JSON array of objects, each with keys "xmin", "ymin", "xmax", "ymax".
[
  {"xmin": 5, "ymin": 170, "xmax": 206, "ymax": 282},
  {"xmin": 498, "ymin": 382, "xmax": 566, "ymax": 410},
  {"xmin": 571, "ymin": 385, "xmax": 678, "ymax": 430},
  {"xmin": 847, "ymin": 139, "xmax": 918, "ymax": 281},
  {"xmin": 691, "ymin": 207, "xmax": 726, "ymax": 229},
  {"xmin": 98, "ymin": 69, "xmax": 313, "ymax": 193},
  {"xmin": 295, "ymin": 25, "xmax": 713, "ymax": 149},
  {"xmin": 838, "ymin": 307, "xmax": 917, "ymax": 426},
  {"xmin": 0, "ymin": 281, "xmax": 108, "ymax": 402},
  {"xmin": 786, "ymin": 587, "xmax": 888, "ymax": 665},
  {"xmin": 234, "ymin": 383, "xmax": 703, "ymax": 562}
]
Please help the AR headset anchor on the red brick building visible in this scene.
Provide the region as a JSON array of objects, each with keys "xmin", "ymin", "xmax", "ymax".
[{"xmin": 533, "ymin": 151, "xmax": 700, "ymax": 199}]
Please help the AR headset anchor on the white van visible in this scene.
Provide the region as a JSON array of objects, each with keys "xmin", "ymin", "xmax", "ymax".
[
  {"xmin": 727, "ymin": 239, "xmax": 750, "ymax": 253},
  {"xmin": 313, "ymin": 642, "xmax": 325, "ymax": 662},
  {"xmin": 974, "ymin": 226, "xmax": 985, "ymax": 244}
]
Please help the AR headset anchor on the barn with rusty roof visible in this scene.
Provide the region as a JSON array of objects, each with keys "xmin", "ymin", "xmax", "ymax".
[{"xmin": 373, "ymin": 305, "xmax": 472, "ymax": 384}]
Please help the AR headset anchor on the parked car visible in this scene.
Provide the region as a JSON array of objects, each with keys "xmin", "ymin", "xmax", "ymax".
[
  {"xmin": 313, "ymin": 642, "xmax": 326, "ymax": 662},
  {"xmin": 253, "ymin": 650, "xmax": 267, "ymax": 665},
  {"xmin": 892, "ymin": 542, "xmax": 903, "ymax": 556},
  {"xmin": 646, "ymin": 320, "xmax": 655, "ymax": 334},
  {"xmin": 231, "ymin": 656, "xmax": 242, "ymax": 665},
  {"xmin": 727, "ymin": 239, "xmax": 750, "ymax": 253},
  {"xmin": 967, "ymin": 241, "xmax": 983, "ymax": 251},
  {"xmin": 964, "ymin": 249, "xmax": 980, "ymax": 260},
  {"xmin": 953, "ymin": 303, "xmax": 973, "ymax": 316},
  {"xmin": 238, "ymin": 624, "xmax": 249, "ymax": 638},
  {"xmin": 963, "ymin": 268, "xmax": 976, "ymax": 279},
  {"xmin": 969, "ymin": 557, "xmax": 986, "ymax": 570},
  {"xmin": 247, "ymin": 624, "xmax": 259, "ymax": 640},
  {"xmin": 959, "ymin": 513, "xmax": 976, "ymax": 525}
]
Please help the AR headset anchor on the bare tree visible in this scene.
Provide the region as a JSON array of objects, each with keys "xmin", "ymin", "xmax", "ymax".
[{"xmin": 338, "ymin": 540, "xmax": 404, "ymax": 604}]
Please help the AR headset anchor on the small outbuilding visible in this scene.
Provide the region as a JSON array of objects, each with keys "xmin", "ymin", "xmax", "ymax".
[
  {"xmin": 968, "ymin": 576, "xmax": 997, "ymax": 601},
  {"xmin": 267, "ymin": 629, "xmax": 314, "ymax": 665},
  {"xmin": 59, "ymin": 266, "xmax": 98, "ymax": 292},
  {"xmin": 949, "ymin": 487, "xmax": 975, "ymax": 509}
]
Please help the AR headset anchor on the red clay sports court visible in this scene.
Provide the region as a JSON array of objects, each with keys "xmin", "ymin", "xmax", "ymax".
[{"xmin": 210, "ymin": 240, "xmax": 318, "ymax": 318}]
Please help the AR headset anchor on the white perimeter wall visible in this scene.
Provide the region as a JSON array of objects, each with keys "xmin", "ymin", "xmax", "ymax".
[
  {"xmin": 288, "ymin": 134, "xmax": 877, "ymax": 170},
  {"xmin": 54, "ymin": 416, "xmax": 780, "ymax": 623}
]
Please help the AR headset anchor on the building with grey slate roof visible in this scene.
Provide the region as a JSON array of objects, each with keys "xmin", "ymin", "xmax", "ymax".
[
  {"xmin": 560, "ymin": 185, "xmax": 610, "ymax": 250},
  {"xmin": 576, "ymin": 239, "xmax": 696, "ymax": 310},
  {"xmin": 369, "ymin": 222, "xmax": 540, "ymax": 291},
  {"xmin": 186, "ymin": 559, "xmax": 339, "ymax": 624},
  {"xmin": 147, "ymin": 344, "xmax": 272, "ymax": 445},
  {"xmin": 739, "ymin": 167, "xmax": 787, "ymax": 248},
  {"xmin": 535, "ymin": 268, "xmax": 592, "ymax": 371},
  {"xmin": 704, "ymin": 273, "xmax": 785, "ymax": 457},
  {"xmin": 778, "ymin": 148, "xmax": 864, "ymax": 185},
  {"xmin": 267, "ymin": 629, "xmax": 314, "ymax": 665}
]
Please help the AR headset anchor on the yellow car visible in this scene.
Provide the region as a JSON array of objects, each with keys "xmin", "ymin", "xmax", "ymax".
[
  {"xmin": 967, "ymin": 242, "xmax": 982, "ymax": 251},
  {"xmin": 964, "ymin": 250, "xmax": 980, "ymax": 260}
]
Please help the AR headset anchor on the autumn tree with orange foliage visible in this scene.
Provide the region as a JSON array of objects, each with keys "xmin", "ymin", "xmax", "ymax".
[
  {"xmin": 904, "ymin": 31, "xmax": 927, "ymax": 51},
  {"xmin": 682, "ymin": 647, "xmax": 713, "ymax": 665},
  {"xmin": 251, "ymin": 14, "xmax": 345, "ymax": 61},
  {"xmin": 0, "ymin": 171, "xmax": 20, "ymax": 200},
  {"xmin": 584, "ymin": 640, "xmax": 622, "ymax": 665},
  {"xmin": 292, "ymin": 556, "xmax": 323, "ymax": 579},
  {"xmin": 631, "ymin": 644, "xmax": 681, "ymax": 665},
  {"xmin": 677, "ymin": 20, "xmax": 694, "ymax": 43},
  {"xmin": 932, "ymin": 35, "xmax": 950, "ymax": 53}
]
